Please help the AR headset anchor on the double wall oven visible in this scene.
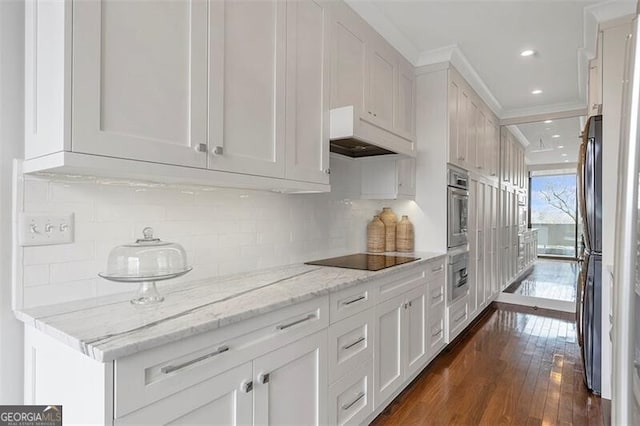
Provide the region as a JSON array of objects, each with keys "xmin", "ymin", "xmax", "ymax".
[{"xmin": 447, "ymin": 166, "xmax": 470, "ymax": 303}]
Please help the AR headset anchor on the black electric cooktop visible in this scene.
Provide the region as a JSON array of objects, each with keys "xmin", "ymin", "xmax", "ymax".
[{"xmin": 305, "ymin": 253, "xmax": 420, "ymax": 271}]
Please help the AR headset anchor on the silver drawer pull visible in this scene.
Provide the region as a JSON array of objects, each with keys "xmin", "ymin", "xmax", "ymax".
[
  {"xmin": 276, "ymin": 313, "xmax": 316, "ymax": 331},
  {"xmin": 432, "ymin": 329, "xmax": 442, "ymax": 337},
  {"xmin": 341, "ymin": 392, "xmax": 365, "ymax": 410},
  {"xmin": 343, "ymin": 295, "xmax": 366, "ymax": 306},
  {"xmin": 431, "ymin": 265, "xmax": 444, "ymax": 273},
  {"xmin": 342, "ymin": 336, "xmax": 366, "ymax": 350},
  {"xmin": 432, "ymin": 292, "xmax": 442, "ymax": 300},
  {"xmin": 454, "ymin": 313, "xmax": 466, "ymax": 323},
  {"xmin": 161, "ymin": 345, "xmax": 229, "ymax": 374}
]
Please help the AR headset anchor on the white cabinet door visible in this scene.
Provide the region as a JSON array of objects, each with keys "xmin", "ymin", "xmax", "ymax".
[
  {"xmin": 395, "ymin": 60, "xmax": 415, "ymax": 140},
  {"xmin": 397, "ymin": 157, "xmax": 416, "ymax": 198},
  {"xmin": 366, "ymin": 42, "xmax": 396, "ymax": 130},
  {"xmin": 331, "ymin": 8, "xmax": 367, "ymax": 111},
  {"xmin": 285, "ymin": 0, "xmax": 330, "ymax": 184},
  {"xmin": 72, "ymin": 0, "xmax": 208, "ymax": 168},
  {"xmin": 404, "ymin": 285, "xmax": 427, "ymax": 379},
  {"xmin": 115, "ymin": 362, "xmax": 253, "ymax": 425},
  {"xmin": 209, "ymin": 0, "xmax": 286, "ymax": 178},
  {"xmin": 253, "ymin": 331, "xmax": 327, "ymax": 426},
  {"xmin": 466, "ymin": 98, "xmax": 478, "ymax": 172},
  {"xmin": 448, "ymin": 78, "xmax": 461, "ymax": 166},
  {"xmin": 476, "ymin": 181, "xmax": 486, "ymax": 310},
  {"xmin": 475, "ymin": 109, "xmax": 487, "ymax": 172},
  {"xmin": 468, "ymin": 178, "xmax": 478, "ymax": 316},
  {"xmin": 374, "ymin": 293, "xmax": 404, "ymax": 406}
]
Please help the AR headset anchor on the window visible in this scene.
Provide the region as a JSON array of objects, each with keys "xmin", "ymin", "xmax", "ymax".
[{"xmin": 529, "ymin": 172, "xmax": 578, "ymax": 258}]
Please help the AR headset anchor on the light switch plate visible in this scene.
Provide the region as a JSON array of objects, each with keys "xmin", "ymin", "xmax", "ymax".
[{"xmin": 18, "ymin": 213, "xmax": 74, "ymax": 247}]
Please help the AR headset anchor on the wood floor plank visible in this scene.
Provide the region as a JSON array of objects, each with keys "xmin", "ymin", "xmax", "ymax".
[{"xmin": 371, "ymin": 306, "xmax": 606, "ymax": 426}]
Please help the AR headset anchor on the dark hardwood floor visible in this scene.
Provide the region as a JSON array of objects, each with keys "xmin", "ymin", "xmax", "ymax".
[{"xmin": 371, "ymin": 306, "xmax": 606, "ymax": 426}]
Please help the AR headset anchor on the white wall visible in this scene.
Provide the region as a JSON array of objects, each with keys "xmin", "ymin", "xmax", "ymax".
[
  {"xmin": 0, "ymin": 0, "xmax": 25, "ymax": 404},
  {"xmin": 14, "ymin": 171, "xmax": 416, "ymax": 309},
  {"xmin": 601, "ymin": 17, "xmax": 634, "ymax": 401}
]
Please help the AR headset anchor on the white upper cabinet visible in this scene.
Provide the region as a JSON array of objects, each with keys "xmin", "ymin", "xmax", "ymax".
[
  {"xmin": 72, "ymin": 0, "xmax": 208, "ymax": 168},
  {"xmin": 331, "ymin": 8, "xmax": 367, "ymax": 112},
  {"xmin": 365, "ymin": 42, "xmax": 396, "ymax": 130},
  {"xmin": 209, "ymin": 0, "xmax": 286, "ymax": 178},
  {"xmin": 446, "ymin": 68, "xmax": 499, "ymax": 181},
  {"xmin": 24, "ymin": 0, "xmax": 330, "ymax": 192},
  {"xmin": 395, "ymin": 61, "xmax": 416, "ymax": 141},
  {"xmin": 329, "ymin": 2, "xmax": 416, "ymax": 155},
  {"xmin": 284, "ymin": 0, "xmax": 331, "ymax": 184}
]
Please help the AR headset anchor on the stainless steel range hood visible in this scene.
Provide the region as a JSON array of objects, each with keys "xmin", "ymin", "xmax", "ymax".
[{"xmin": 329, "ymin": 106, "xmax": 416, "ymax": 158}]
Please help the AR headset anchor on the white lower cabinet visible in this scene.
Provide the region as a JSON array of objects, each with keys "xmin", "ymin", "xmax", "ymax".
[
  {"xmin": 25, "ymin": 259, "xmax": 464, "ymax": 426},
  {"xmin": 445, "ymin": 294, "xmax": 469, "ymax": 344},
  {"xmin": 254, "ymin": 331, "xmax": 327, "ymax": 425},
  {"xmin": 328, "ymin": 361, "xmax": 374, "ymax": 426},
  {"xmin": 374, "ymin": 283, "xmax": 428, "ymax": 407},
  {"xmin": 116, "ymin": 362, "xmax": 253, "ymax": 425}
]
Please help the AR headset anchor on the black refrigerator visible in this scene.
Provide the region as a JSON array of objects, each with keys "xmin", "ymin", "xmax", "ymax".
[{"xmin": 577, "ymin": 114, "xmax": 602, "ymax": 395}]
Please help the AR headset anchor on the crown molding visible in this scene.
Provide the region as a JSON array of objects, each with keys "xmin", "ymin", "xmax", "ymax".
[
  {"xmin": 344, "ymin": 0, "xmax": 420, "ymax": 64},
  {"xmin": 416, "ymin": 45, "xmax": 504, "ymax": 118},
  {"xmin": 506, "ymin": 125, "xmax": 531, "ymax": 148},
  {"xmin": 500, "ymin": 102, "xmax": 588, "ymax": 124}
]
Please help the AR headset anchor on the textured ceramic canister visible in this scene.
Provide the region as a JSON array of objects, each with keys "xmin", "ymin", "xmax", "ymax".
[
  {"xmin": 367, "ymin": 215, "xmax": 385, "ymax": 253},
  {"xmin": 396, "ymin": 215, "xmax": 415, "ymax": 252},
  {"xmin": 379, "ymin": 207, "xmax": 398, "ymax": 252}
]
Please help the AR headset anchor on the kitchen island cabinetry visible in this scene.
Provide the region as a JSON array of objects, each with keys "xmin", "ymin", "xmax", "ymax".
[
  {"xmin": 19, "ymin": 254, "xmax": 448, "ymax": 426},
  {"xmin": 24, "ymin": 0, "xmax": 330, "ymax": 191}
]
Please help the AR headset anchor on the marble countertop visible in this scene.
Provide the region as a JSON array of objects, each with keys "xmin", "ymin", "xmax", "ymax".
[{"xmin": 15, "ymin": 251, "xmax": 445, "ymax": 362}]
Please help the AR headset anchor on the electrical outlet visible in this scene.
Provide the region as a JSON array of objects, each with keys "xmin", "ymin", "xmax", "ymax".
[{"xmin": 18, "ymin": 213, "xmax": 74, "ymax": 247}]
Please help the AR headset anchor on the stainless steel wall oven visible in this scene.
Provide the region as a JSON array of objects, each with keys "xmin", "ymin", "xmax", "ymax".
[{"xmin": 447, "ymin": 167, "xmax": 469, "ymax": 249}]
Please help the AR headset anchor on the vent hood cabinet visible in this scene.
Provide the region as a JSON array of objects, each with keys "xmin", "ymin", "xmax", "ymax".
[
  {"xmin": 24, "ymin": 0, "xmax": 331, "ymax": 193},
  {"xmin": 329, "ymin": 1, "xmax": 416, "ymax": 158}
]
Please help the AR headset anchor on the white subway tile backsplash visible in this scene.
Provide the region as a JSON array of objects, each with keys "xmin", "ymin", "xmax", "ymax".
[
  {"xmin": 23, "ymin": 241, "xmax": 95, "ymax": 266},
  {"xmin": 23, "ymin": 264, "xmax": 49, "ymax": 287},
  {"xmin": 50, "ymin": 260, "xmax": 101, "ymax": 284},
  {"xmin": 17, "ymin": 174, "xmax": 414, "ymax": 309}
]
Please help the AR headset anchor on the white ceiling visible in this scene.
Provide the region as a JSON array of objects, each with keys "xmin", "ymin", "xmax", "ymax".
[
  {"xmin": 516, "ymin": 117, "xmax": 584, "ymax": 165},
  {"xmin": 346, "ymin": 0, "xmax": 636, "ymax": 118}
]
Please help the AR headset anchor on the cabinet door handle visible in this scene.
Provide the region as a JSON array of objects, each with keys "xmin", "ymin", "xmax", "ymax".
[
  {"xmin": 454, "ymin": 313, "xmax": 466, "ymax": 323},
  {"xmin": 161, "ymin": 345, "xmax": 230, "ymax": 374},
  {"xmin": 195, "ymin": 143, "xmax": 207, "ymax": 153},
  {"xmin": 341, "ymin": 392, "xmax": 365, "ymax": 410},
  {"xmin": 213, "ymin": 146, "xmax": 224, "ymax": 155},
  {"xmin": 241, "ymin": 380, "xmax": 253, "ymax": 393},
  {"xmin": 343, "ymin": 295, "xmax": 366, "ymax": 306},
  {"xmin": 258, "ymin": 372, "xmax": 270, "ymax": 384},
  {"xmin": 432, "ymin": 292, "xmax": 442, "ymax": 300},
  {"xmin": 276, "ymin": 314, "xmax": 316, "ymax": 331},
  {"xmin": 432, "ymin": 329, "xmax": 443, "ymax": 337},
  {"xmin": 431, "ymin": 265, "xmax": 444, "ymax": 273},
  {"xmin": 342, "ymin": 336, "xmax": 366, "ymax": 350}
]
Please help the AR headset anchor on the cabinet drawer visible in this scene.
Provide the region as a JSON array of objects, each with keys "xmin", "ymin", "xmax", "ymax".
[
  {"xmin": 375, "ymin": 265, "xmax": 426, "ymax": 302},
  {"xmin": 428, "ymin": 310, "xmax": 445, "ymax": 356},
  {"xmin": 446, "ymin": 295, "xmax": 469, "ymax": 343},
  {"xmin": 328, "ymin": 308, "xmax": 374, "ymax": 384},
  {"xmin": 328, "ymin": 361, "xmax": 374, "ymax": 426},
  {"xmin": 426, "ymin": 257, "xmax": 446, "ymax": 282},
  {"xmin": 115, "ymin": 296, "xmax": 328, "ymax": 418},
  {"xmin": 427, "ymin": 276, "xmax": 445, "ymax": 310},
  {"xmin": 330, "ymin": 282, "xmax": 374, "ymax": 324}
]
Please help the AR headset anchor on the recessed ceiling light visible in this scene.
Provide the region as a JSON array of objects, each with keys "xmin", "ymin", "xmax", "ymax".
[
  {"xmin": 557, "ymin": 145, "xmax": 564, "ymax": 148},
  {"xmin": 564, "ymin": 160, "xmax": 569, "ymax": 163},
  {"xmin": 521, "ymin": 49, "xmax": 536, "ymax": 57},
  {"xmin": 531, "ymin": 89, "xmax": 543, "ymax": 95},
  {"xmin": 552, "ymin": 134, "xmax": 560, "ymax": 138},
  {"xmin": 544, "ymin": 120, "xmax": 553, "ymax": 124},
  {"xmin": 561, "ymin": 153, "xmax": 568, "ymax": 157}
]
